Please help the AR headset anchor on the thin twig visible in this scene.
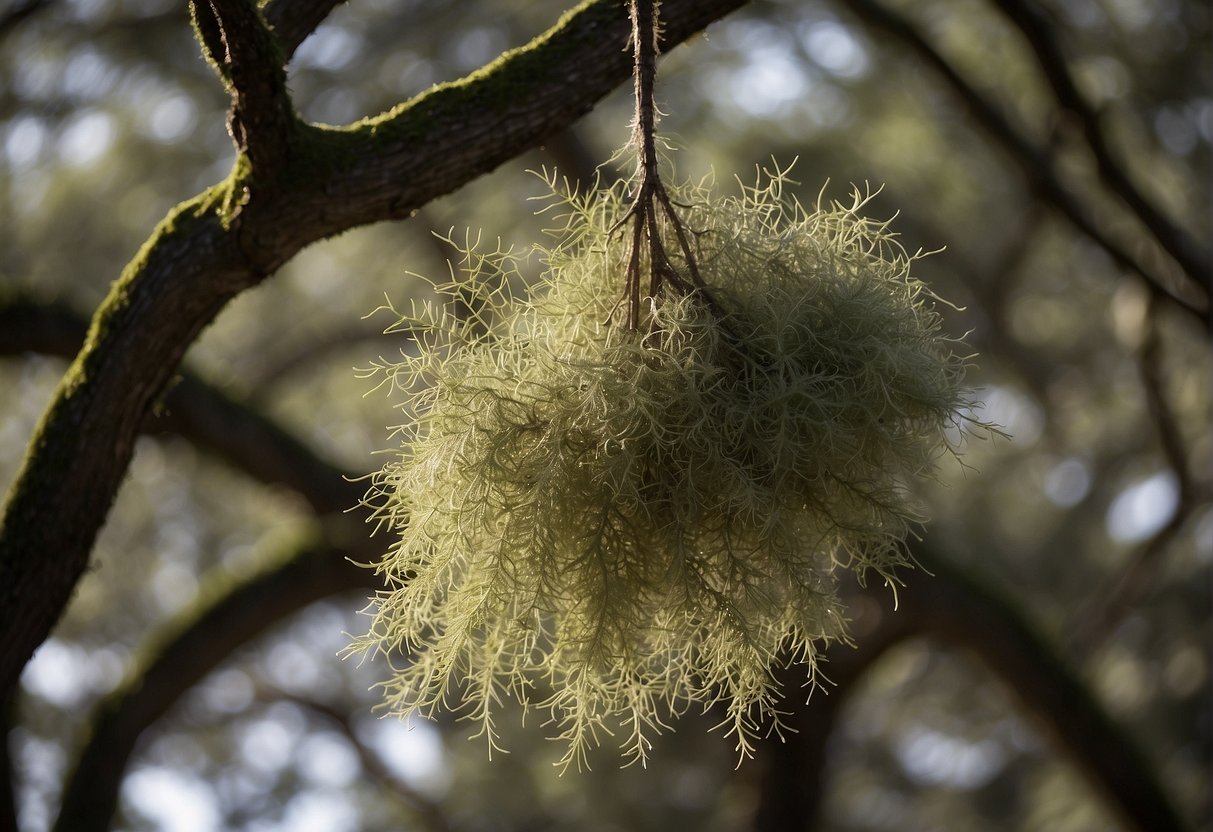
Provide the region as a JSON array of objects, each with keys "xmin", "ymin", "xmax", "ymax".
[
  {"xmin": 1073, "ymin": 299, "xmax": 1207, "ymax": 653},
  {"xmin": 611, "ymin": 0, "xmax": 716, "ymax": 333},
  {"xmin": 842, "ymin": 0, "xmax": 1210, "ymax": 328},
  {"xmin": 258, "ymin": 686, "xmax": 457, "ymax": 832},
  {"xmin": 987, "ymin": 0, "xmax": 1211, "ymax": 292}
]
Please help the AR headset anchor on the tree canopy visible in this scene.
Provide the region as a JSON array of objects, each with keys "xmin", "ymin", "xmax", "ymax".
[{"xmin": 0, "ymin": 0, "xmax": 1208, "ymax": 830}]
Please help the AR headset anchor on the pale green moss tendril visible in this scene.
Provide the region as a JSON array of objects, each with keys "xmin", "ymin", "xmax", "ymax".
[{"xmin": 349, "ymin": 164, "xmax": 989, "ymax": 770}]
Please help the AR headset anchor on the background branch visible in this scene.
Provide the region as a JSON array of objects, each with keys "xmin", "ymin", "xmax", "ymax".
[
  {"xmin": 0, "ymin": 0, "xmax": 51, "ymax": 41},
  {"xmin": 753, "ymin": 551, "xmax": 1190, "ymax": 832},
  {"xmin": 261, "ymin": 686, "xmax": 457, "ymax": 832},
  {"xmin": 843, "ymin": 0, "xmax": 1209, "ymax": 324},
  {"xmin": 1073, "ymin": 301, "xmax": 1207, "ymax": 653},
  {"xmin": 904, "ymin": 551, "xmax": 1189, "ymax": 832},
  {"xmin": 987, "ymin": 0, "xmax": 1211, "ymax": 290},
  {"xmin": 751, "ymin": 587, "xmax": 913, "ymax": 832},
  {"xmin": 261, "ymin": 0, "xmax": 348, "ymax": 61},
  {"xmin": 0, "ymin": 296, "xmax": 360, "ymax": 515},
  {"xmin": 53, "ymin": 530, "xmax": 374, "ymax": 832}
]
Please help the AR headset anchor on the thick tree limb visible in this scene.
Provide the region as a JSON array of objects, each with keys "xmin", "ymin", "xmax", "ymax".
[
  {"xmin": 0, "ymin": 0, "xmax": 749, "ymax": 699},
  {"xmin": 987, "ymin": 0, "xmax": 1211, "ymax": 291},
  {"xmin": 0, "ymin": 296, "xmax": 373, "ymax": 829},
  {"xmin": 842, "ymin": 0, "xmax": 1210, "ymax": 325}
]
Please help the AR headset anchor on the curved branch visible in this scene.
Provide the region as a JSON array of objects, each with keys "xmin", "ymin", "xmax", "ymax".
[
  {"xmin": 0, "ymin": 296, "xmax": 360, "ymax": 516},
  {"xmin": 261, "ymin": 687, "xmax": 456, "ymax": 832},
  {"xmin": 751, "ymin": 551, "xmax": 1190, "ymax": 832},
  {"xmin": 0, "ymin": 0, "xmax": 750, "ymax": 699},
  {"xmin": 842, "ymin": 0, "xmax": 1209, "ymax": 325},
  {"xmin": 52, "ymin": 529, "xmax": 375, "ymax": 832},
  {"xmin": 902, "ymin": 552, "xmax": 1190, "ymax": 832},
  {"xmin": 987, "ymin": 0, "xmax": 1211, "ymax": 290}
]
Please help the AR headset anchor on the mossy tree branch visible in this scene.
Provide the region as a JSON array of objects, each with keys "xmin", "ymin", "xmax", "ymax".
[
  {"xmin": 0, "ymin": 297, "xmax": 373, "ymax": 829},
  {"xmin": 0, "ymin": 295, "xmax": 360, "ymax": 515},
  {"xmin": 190, "ymin": 0, "xmax": 295, "ymax": 173},
  {"xmin": 0, "ymin": 0, "xmax": 749, "ymax": 700}
]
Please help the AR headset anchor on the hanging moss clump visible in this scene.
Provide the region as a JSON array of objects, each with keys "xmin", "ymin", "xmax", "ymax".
[{"xmin": 349, "ymin": 166, "xmax": 983, "ymax": 768}]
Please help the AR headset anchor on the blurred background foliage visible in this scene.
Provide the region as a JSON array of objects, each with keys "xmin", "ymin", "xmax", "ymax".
[{"xmin": 0, "ymin": 0, "xmax": 1209, "ymax": 830}]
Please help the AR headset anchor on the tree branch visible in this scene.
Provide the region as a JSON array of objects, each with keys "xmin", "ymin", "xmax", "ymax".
[
  {"xmin": 260, "ymin": 687, "xmax": 456, "ymax": 832},
  {"xmin": 751, "ymin": 586, "xmax": 914, "ymax": 832},
  {"xmin": 1073, "ymin": 300, "xmax": 1208, "ymax": 653},
  {"xmin": 0, "ymin": 0, "xmax": 750, "ymax": 700},
  {"xmin": 0, "ymin": 295, "xmax": 360, "ymax": 516},
  {"xmin": 986, "ymin": 0, "xmax": 1211, "ymax": 291},
  {"xmin": 902, "ymin": 552, "xmax": 1190, "ymax": 832},
  {"xmin": 190, "ymin": 0, "xmax": 295, "ymax": 174},
  {"xmin": 261, "ymin": 0, "xmax": 348, "ymax": 61},
  {"xmin": 0, "ymin": 0, "xmax": 51, "ymax": 42},
  {"xmin": 52, "ymin": 529, "xmax": 375, "ymax": 832},
  {"xmin": 751, "ymin": 550, "xmax": 1191, "ymax": 832},
  {"xmin": 842, "ymin": 0, "xmax": 1209, "ymax": 325}
]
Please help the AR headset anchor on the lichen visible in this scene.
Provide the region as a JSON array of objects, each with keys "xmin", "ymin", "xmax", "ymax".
[{"xmin": 350, "ymin": 165, "xmax": 986, "ymax": 769}]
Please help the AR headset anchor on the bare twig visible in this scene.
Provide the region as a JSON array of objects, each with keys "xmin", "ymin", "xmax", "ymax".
[
  {"xmin": 987, "ymin": 0, "xmax": 1211, "ymax": 292},
  {"xmin": 843, "ymin": 0, "xmax": 1210, "ymax": 327},
  {"xmin": 613, "ymin": 0, "xmax": 720, "ymax": 333},
  {"xmin": 260, "ymin": 686, "xmax": 457, "ymax": 832},
  {"xmin": 1073, "ymin": 299, "xmax": 1207, "ymax": 652}
]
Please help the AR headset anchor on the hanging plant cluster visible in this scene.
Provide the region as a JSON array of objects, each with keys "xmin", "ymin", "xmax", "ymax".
[{"xmin": 350, "ymin": 0, "xmax": 987, "ymax": 769}]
